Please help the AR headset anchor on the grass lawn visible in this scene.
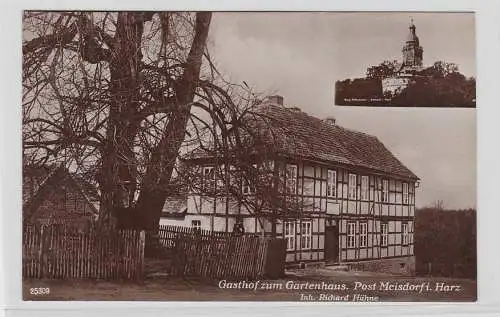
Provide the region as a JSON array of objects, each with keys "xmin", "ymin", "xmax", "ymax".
[{"xmin": 23, "ymin": 273, "xmax": 476, "ymax": 302}]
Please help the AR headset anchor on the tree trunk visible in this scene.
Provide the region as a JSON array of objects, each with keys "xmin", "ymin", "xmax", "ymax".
[
  {"xmin": 98, "ymin": 12, "xmax": 148, "ymax": 226},
  {"xmin": 135, "ymin": 12, "xmax": 212, "ymax": 231}
]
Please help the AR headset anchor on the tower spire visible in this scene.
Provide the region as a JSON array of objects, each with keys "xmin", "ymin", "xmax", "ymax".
[
  {"xmin": 410, "ymin": 17, "xmax": 415, "ymax": 31},
  {"xmin": 402, "ymin": 19, "xmax": 423, "ymax": 69}
]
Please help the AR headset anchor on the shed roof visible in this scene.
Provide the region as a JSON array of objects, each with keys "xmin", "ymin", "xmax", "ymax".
[
  {"xmin": 160, "ymin": 196, "xmax": 187, "ymax": 218},
  {"xmin": 23, "ymin": 164, "xmax": 100, "ymax": 220}
]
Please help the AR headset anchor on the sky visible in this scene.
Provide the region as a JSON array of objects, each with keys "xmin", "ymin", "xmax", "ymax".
[{"xmin": 207, "ymin": 12, "xmax": 476, "ymax": 209}]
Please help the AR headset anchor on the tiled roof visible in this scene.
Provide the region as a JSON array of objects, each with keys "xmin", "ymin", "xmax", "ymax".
[
  {"xmin": 22, "ymin": 164, "xmax": 57, "ymax": 203},
  {"xmin": 186, "ymin": 103, "xmax": 418, "ymax": 180},
  {"xmin": 24, "ymin": 164, "xmax": 100, "ymax": 203},
  {"xmin": 253, "ymin": 104, "xmax": 418, "ymax": 180},
  {"xmin": 23, "ymin": 164, "xmax": 100, "ymax": 220}
]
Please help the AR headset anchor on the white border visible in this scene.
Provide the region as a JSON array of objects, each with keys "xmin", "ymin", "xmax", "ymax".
[{"xmin": 2, "ymin": 0, "xmax": 500, "ymax": 316}]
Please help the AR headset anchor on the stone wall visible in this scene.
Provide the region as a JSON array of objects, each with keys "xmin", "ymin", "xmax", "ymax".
[{"xmin": 346, "ymin": 256, "xmax": 416, "ymax": 276}]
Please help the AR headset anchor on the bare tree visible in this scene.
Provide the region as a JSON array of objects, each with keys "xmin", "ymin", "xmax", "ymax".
[
  {"xmin": 23, "ymin": 12, "xmax": 294, "ymax": 233},
  {"xmin": 22, "ymin": 11, "xmax": 223, "ymax": 229},
  {"xmin": 23, "ymin": 11, "xmax": 304, "ymax": 236},
  {"xmin": 433, "ymin": 199, "xmax": 446, "ymax": 210}
]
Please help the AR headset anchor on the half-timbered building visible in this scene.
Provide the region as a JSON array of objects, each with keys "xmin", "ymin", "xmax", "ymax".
[{"xmin": 160, "ymin": 96, "xmax": 419, "ymax": 274}]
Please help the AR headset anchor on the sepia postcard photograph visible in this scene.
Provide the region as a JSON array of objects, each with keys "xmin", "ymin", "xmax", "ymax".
[
  {"xmin": 334, "ymin": 12, "xmax": 476, "ymax": 107},
  {"xmin": 20, "ymin": 11, "xmax": 476, "ymax": 303}
]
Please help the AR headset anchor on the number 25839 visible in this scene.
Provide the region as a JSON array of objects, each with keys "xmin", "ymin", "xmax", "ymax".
[{"xmin": 29, "ymin": 287, "xmax": 50, "ymax": 295}]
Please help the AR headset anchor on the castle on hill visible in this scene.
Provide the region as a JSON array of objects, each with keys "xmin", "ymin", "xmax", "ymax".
[{"xmin": 382, "ymin": 19, "xmax": 424, "ymax": 95}]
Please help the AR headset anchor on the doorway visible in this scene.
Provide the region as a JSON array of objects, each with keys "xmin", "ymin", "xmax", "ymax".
[{"xmin": 324, "ymin": 225, "xmax": 339, "ymax": 263}]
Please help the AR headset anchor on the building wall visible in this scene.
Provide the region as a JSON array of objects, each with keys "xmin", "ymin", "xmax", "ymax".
[
  {"xmin": 403, "ymin": 43, "xmax": 423, "ymax": 67},
  {"xmin": 161, "ymin": 196, "xmax": 262, "ymax": 233},
  {"xmin": 160, "ymin": 159, "xmax": 416, "ymax": 265},
  {"xmin": 382, "ymin": 77, "xmax": 411, "ymax": 95},
  {"xmin": 347, "ymin": 256, "xmax": 415, "ymax": 276}
]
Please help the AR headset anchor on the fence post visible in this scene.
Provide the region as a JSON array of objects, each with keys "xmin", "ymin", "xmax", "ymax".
[
  {"xmin": 139, "ymin": 230, "xmax": 146, "ymax": 280},
  {"xmin": 38, "ymin": 225, "xmax": 44, "ymax": 278}
]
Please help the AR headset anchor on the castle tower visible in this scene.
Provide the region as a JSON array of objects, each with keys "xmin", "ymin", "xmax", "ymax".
[{"xmin": 402, "ymin": 19, "xmax": 423, "ymax": 70}]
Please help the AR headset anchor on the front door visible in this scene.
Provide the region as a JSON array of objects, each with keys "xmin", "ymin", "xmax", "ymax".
[{"xmin": 324, "ymin": 225, "xmax": 339, "ymax": 263}]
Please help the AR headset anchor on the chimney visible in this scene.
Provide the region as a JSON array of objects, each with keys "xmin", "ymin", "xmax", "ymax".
[
  {"xmin": 323, "ymin": 116, "xmax": 336, "ymax": 125},
  {"xmin": 265, "ymin": 95, "xmax": 284, "ymax": 106}
]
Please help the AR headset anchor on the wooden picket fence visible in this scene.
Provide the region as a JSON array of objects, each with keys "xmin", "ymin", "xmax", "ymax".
[
  {"xmin": 154, "ymin": 224, "xmax": 237, "ymax": 251},
  {"xmin": 157, "ymin": 226, "xmax": 286, "ymax": 280},
  {"xmin": 22, "ymin": 225, "xmax": 145, "ymax": 280}
]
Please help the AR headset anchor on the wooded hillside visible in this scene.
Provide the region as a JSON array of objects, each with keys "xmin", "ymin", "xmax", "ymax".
[{"xmin": 414, "ymin": 208, "xmax": 476, "ymax": 279}]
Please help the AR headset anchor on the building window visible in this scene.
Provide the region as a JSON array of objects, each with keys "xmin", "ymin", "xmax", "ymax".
[
  {"xmin": 202, "ymin": 166, "xmax": 215, "ymax": 191},
  {"xmin": 402, "ymin": 222, "xmax": 409, "ymax": 245},
  {"xmin": 359, "ymin": 222, "xmax": 368, "ymax": 248},
  {"xmin": 327, "ymin": 170, "xmax": 337, "ymax": 197},
  {"xmin": 242, "ymin": 164, "xmax": 257, "ymax": 195},
  {"xmin": 348, "ymin": 173, "xmax": 357, "ymax": 200},
  {"xmin": 381, "ymin": 222, "xmax": 388, "ymax": 247},
  {"xmin": 347, "ymin": 222, "xmax": 356, "ymax": 248},
  {"xmin": 192, "ymin": 220, "xmax": 201, "ymax": 231},
  {"xmin": 361, "ymin": 176, "xmax": 369, "ymax": 200},
  {"xmin": 284, "ymin": 221, "xmax": 296, "ymax": 251},
  {"xmin": 382, "ymin": 179, "xmax": 389, "ymax": 202},
  {"xmin": 402, "ymin": 182, "xmax": 409, "ymax": 204},
  {"xmin": 232, "ymin": 217, "xmax": 245, "ymax": 235},
  {"xmin": 300, "ymin": 221, "xmax": 312, "ymax": 250},
  {"xmin": 286, "ymin": 164, "xmax": 297, "ymax": 195},
  {"xmin": 410, "ymin": 183, "xmax": 415, "ymax": 205},
  {"xmin": 242, "ymin": 178, "xmax": 253, "ymax": 195}
]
